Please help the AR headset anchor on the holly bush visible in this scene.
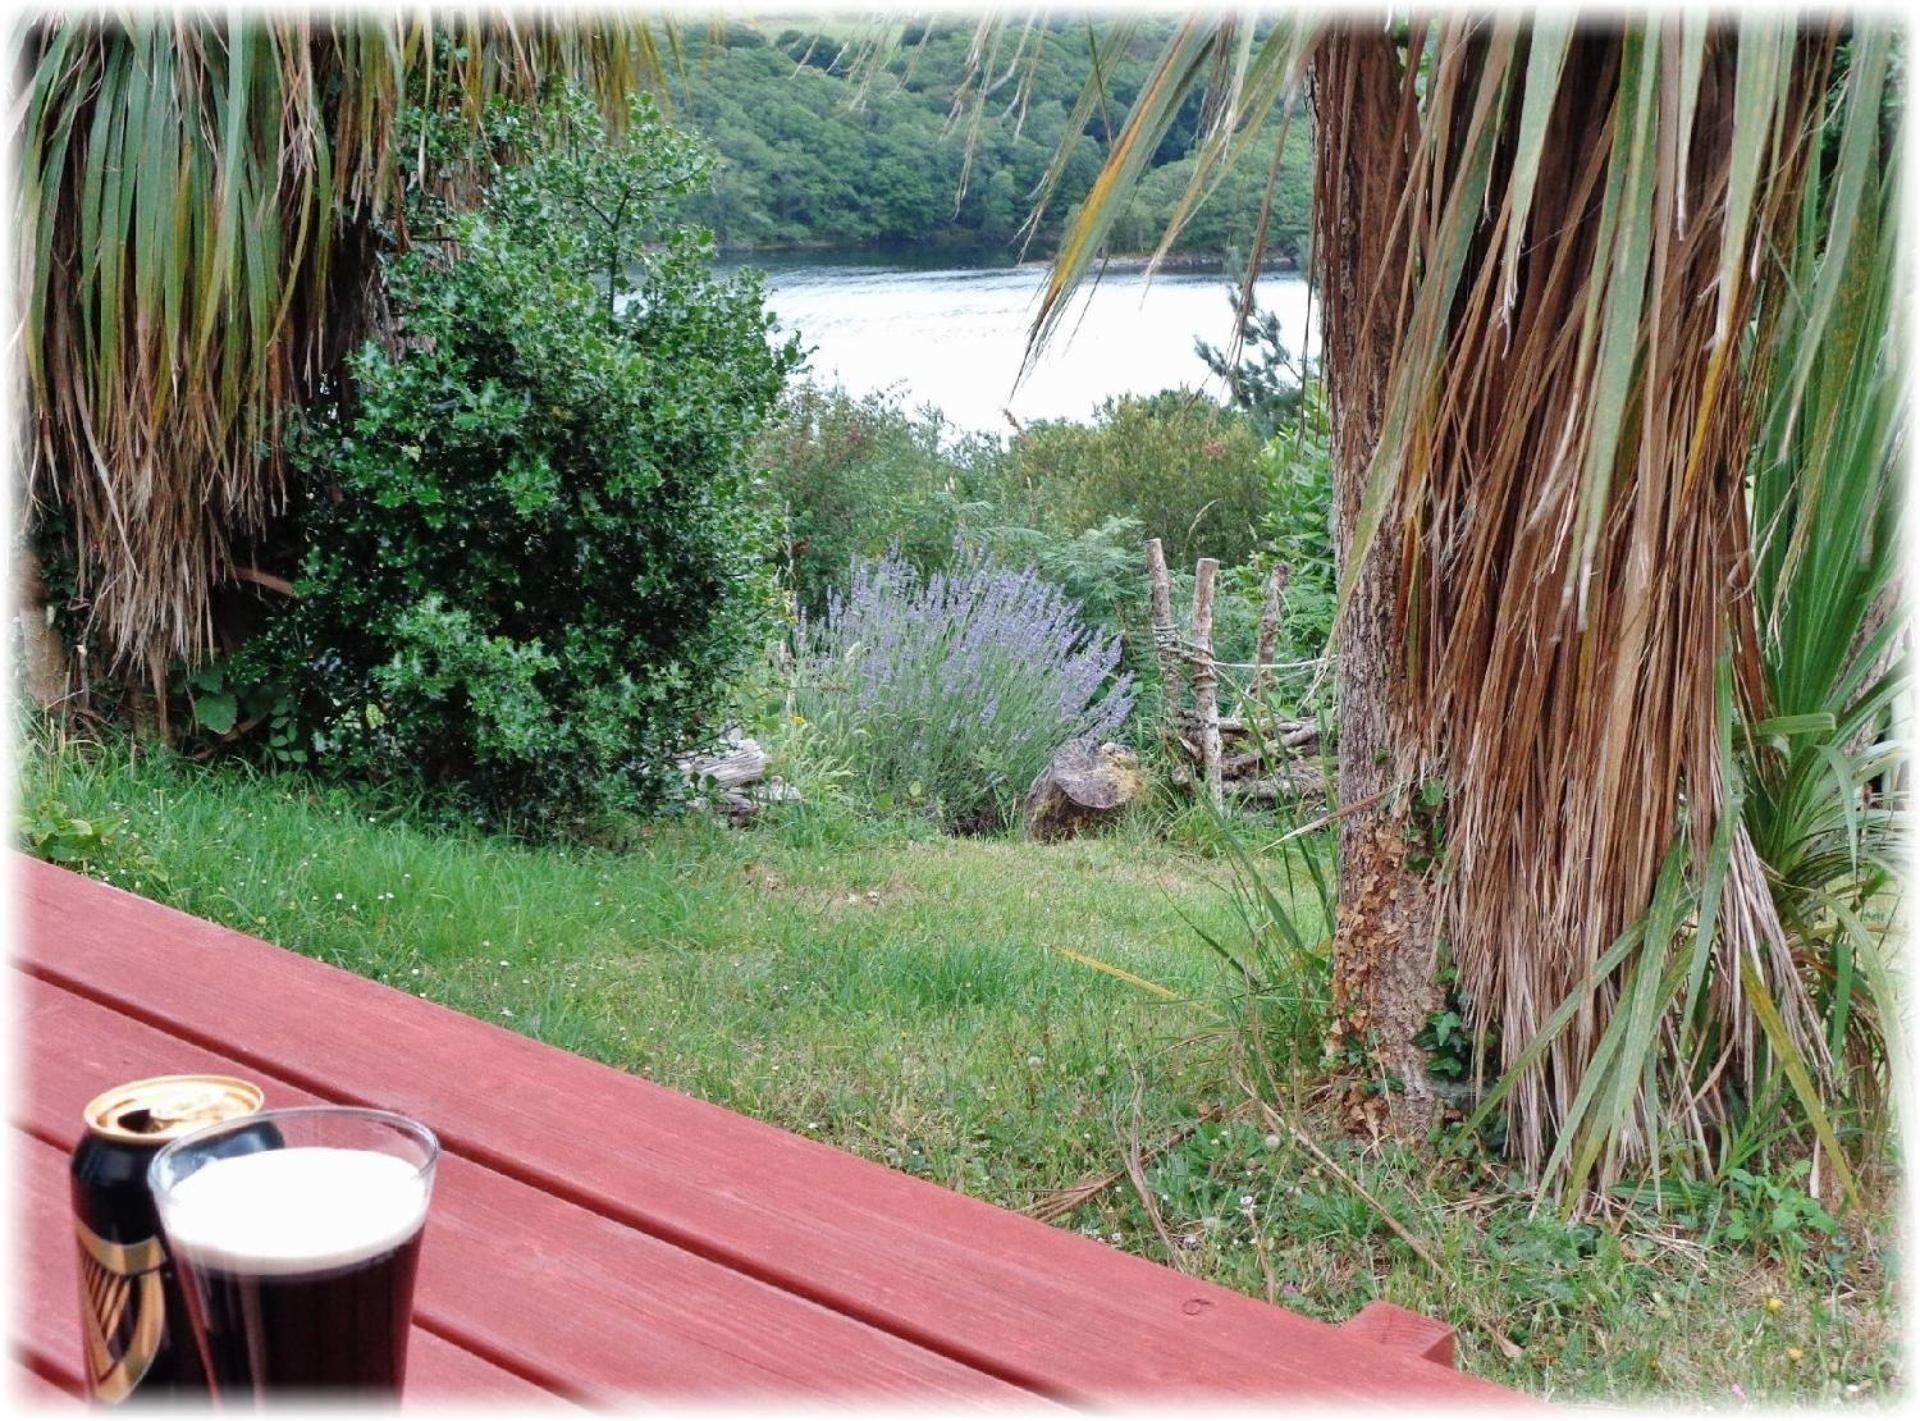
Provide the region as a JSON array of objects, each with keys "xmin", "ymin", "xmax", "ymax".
[{"xmin": 258, "ymin": 90, "xmax": 802, "ymax": 832}]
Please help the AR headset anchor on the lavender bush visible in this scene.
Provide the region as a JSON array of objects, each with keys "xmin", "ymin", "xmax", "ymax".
[{"xmin": 791, "ymin": 552, "xmax": 1135, "ymax": 831}]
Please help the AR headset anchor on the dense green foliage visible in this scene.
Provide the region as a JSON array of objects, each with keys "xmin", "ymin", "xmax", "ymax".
[
  {"xmin": 762, "ymin": 385, "xmax": 1274, "ymax": 597},
  {"xmin": 757, "ymin": 370, "xmax": 1333, "ymax": 715},
  {"xmin": 1015, "ymin": 391, "xmax": 1270, "ymax": 568},
  {"xmin": 17, "ymin": 13, "xmax": 689, "ymax": 674},
  {"xmin": 756, "ymin": 384, "xmax": 1004, "ymax": 614},
  {"xmin": 671, "ymin": 19, "xmax": 1310, "ymax": 259},
  {"xmin": 244, "ymin": 93, "xmax": 799, "ymax": 831}
]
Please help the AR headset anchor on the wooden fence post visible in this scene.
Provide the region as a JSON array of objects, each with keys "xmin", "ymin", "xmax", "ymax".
[
  {"xmin": 1252, "ymin": 563, "xmax": 1288, "ymax": 703},
  {"xmin": 1191, "ymin": 557, "xmax": 1222, "ymax": 810},
  {"xmin": 1144, "ymin": 538, "xmax": 1185, "ymax": 723}
]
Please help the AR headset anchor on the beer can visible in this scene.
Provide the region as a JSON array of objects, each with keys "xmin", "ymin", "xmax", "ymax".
[{"xmin": 69, "ymin": 1074, "xmax": 270, "ymax": 1402}]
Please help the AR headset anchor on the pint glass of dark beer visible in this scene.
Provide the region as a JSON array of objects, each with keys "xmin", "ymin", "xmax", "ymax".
[{"xmin": 147, "ymin": 1106, "xmax": 439, "ymax": 1397}]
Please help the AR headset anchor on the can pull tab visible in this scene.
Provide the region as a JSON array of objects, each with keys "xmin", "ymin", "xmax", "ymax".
[{"xmin": 119, "ymin": 1084, "xmax": 230, "ymax": 1136}]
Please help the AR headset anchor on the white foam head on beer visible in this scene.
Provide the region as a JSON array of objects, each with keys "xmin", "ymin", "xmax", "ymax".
[{"xmin": 163, "ymin": 1146, "xmax": 429, "ymax": 1276}]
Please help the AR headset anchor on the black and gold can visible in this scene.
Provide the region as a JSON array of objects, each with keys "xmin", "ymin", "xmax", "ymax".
[{"xmin": 69, "ymin": 1074, "xmax": 271, "ymax": 1402}]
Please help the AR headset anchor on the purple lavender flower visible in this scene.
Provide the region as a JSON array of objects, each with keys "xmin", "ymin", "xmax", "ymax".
[{"xmin": 793, "ymin": 550, "xmax": 1136, "ymax": 830}]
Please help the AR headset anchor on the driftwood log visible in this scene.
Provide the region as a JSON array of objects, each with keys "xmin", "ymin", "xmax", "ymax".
[
  {"xmin": 1169, "ymin": 714, "xmax": 1320, "ymax": 753},
  {"xmin": 686, "ymin": 739, "xmax": 768, "ymax": 790},
  {"xmin": 1169, "ymin": 763, "xmax": 1326, "ymax": 801}
]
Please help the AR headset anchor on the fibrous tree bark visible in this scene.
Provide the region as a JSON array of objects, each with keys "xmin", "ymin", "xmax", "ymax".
[{"xmin": 1310, "ymin": 29, "xmax": 1445, "ymax": 1136}]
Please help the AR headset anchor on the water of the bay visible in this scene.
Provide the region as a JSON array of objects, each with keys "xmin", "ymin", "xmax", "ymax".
[{"xmin": 727, "ymin": 251, "xmax": 1316, "ymax": 433}]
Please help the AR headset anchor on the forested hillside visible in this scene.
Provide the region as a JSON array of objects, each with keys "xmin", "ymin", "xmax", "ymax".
[{"xmin": 670, "ymin": 17, "xmax": 1311, "ymax": 259}]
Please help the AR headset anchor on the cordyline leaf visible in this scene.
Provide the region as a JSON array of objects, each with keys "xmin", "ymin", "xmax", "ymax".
[
  {"xmin": 1773, "ymin": 26, "xmax": 1891, "ymax": 456},
  {"xmin": 1671, "ymin": 9, "xmax": 1708, "ymax": 235},
  {"xmin": 1334, "ymin": 20, "xmax": 1519, "ymax": 625},
  {"xmin": 1742, "ymin": 953, "xmax": 1860, "ymax": 1210},
  {"xmin": 1572, "ymin": 24, "xmax": 1659, "ymax": 625},
  {"xmin": 24, "ymin": 13, "xmax": 680, "ymax": 668},
  {"xmin": 1827, "ymin": 896, "xmax": 1903, "ymax": 1064},
  {"xmin": 1751, "ymin": 713, "xmax": 1839, "ymax": 738},
  {"xmin": 1016, "ymin": 20, "xmax": 1135, "ymax": 257},
  {"xmin": 998, "ymin": 10, "xmax": 1899, "ymax": 1206},
  {"xmin": 1147, "ymin": 19, "xmax": 1317, "ymax": 280},
  {"xmin": 1716, "ymin": 15, "xmax": 1787, "ymax": 343},
  {"xmin": 1463, "ymin": 920, "xmax": 1644, "ymax": 1137},
  {"xmin": 1683, "ymin": 658, "xmax": 1739, "ymax": 1029},
  {"xmin": 1045, "ymin": 944, "xmax": 1182, "ymax": 1001},
  {"xmin": 1558, "ymin": 841, "xmax": 1691, "ymax": 1206},
  {"xmin": 1020, "ymin": 17, "xmax": 1215, "ymax": 379},
  {"xmin": 1497, "ymin": 13, "xmax": 1573, "ymax": 325}
]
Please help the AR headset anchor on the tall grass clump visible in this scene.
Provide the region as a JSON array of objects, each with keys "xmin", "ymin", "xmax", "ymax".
[{"xmin": 789, "ymin": 553, "xmax": 1135, "ymax": 832}]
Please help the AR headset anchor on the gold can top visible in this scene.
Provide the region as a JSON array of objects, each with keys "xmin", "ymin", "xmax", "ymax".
[{"xmin": 82, "ymin": 1074, "xmax": 265, "ymax": 1144}]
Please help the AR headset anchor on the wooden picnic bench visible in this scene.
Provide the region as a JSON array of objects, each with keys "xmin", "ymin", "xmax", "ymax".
[{"xmin": 11, "ymin": 854, "xmax": 1518, "ymax": 1404}]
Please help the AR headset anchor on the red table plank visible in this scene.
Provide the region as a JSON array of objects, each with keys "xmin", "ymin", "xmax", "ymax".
[
  {"xmin": 15, "ymin": 976, "xmax": 1033, "ymax": 1402},
  {"xmin": 15, "ymin": 856, "xmax": 1513, "ymax": 1401},
  {"xmin": 9, "ymin": 1360, "xmax": 79, "ymax": 1405},
  {"xmin": 9, "ymin": 1126, "xmax": 554, "ymax": 1405}
]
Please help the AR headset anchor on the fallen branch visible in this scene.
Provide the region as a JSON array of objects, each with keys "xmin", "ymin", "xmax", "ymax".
[
  {"xmin": 1274, "ymin": 788, "xmax": 1389, "ymax": 843},
  {"xmin": 229, "ymin": 566, "xmax": 296, "ymax": 597},
  {"xmin": 1228, "ymin": 769, "xmax": 1328, "ymax": 801},
  {"xmin": 1123, "ymin": 1082, "xmax": 1191, "ymax": 1271},
  {"xmin": 1027, "ymin": 1104, "xmax": 1225, "ymax": 1223},
  {"xmin": 1234, "ymin": 1067, "xmax": 1443, "ymax": 1274}
]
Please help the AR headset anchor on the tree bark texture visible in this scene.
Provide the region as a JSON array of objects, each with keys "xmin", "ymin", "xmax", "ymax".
[
  {"xmin": 1310, "ymin": 30, "xmax": 1445, "ymax": 1136},
  {"xmin": 14, "ymin": 547, "xmax": 72, "ymax": 708},
  {"xmin": 1251, "ymin": 563, "xmax": 1288, "ymax": 702}
]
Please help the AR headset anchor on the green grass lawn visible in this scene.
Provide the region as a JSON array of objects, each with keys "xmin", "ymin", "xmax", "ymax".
[{"xmin": 20, "ymin": 734, "xmax": 1901, "ymax": 1403}]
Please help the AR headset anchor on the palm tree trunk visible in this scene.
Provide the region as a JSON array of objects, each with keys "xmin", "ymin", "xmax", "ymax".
[
  {"xmin": 1310, "ymin": 30, "xmax": 1445, "ymax": 1135},
  {"xmin": 14, "ymin": 547, "xmax": 72, "ymax": 708}
]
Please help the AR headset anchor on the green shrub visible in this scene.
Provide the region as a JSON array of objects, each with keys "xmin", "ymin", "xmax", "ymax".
[
  {"xmin": 755, "ymin": 382, "xmax": 1008, "ymax": 613},
  {"xmin": 252, "ymin": 91, "xmax": 800, "ymax": 832},
  {"xmin": 979, "ymin": 516, "xmax": 1151, "ymax": 663},
  {"xmin": 1252, "ymin": 396, "xmax": 1337, "ymax": 685},
  {"xmin": 1010, "ymin": 391, "xmax": 1269, "ymax": 567}
]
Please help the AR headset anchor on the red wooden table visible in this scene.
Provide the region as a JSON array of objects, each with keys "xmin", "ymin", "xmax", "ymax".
[{"xmin": 11, "ymin": 854, "xmax": 1518, "ymax": 1405}]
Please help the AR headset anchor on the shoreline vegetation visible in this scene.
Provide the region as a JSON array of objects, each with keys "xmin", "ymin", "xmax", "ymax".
[
  {"xmin": 670, "ymin": 19, "xmax": 1311, "ymax": 262},
  {"xmin": 713, "ymin": 240, "xmax": 1305, "ymax": 276}
]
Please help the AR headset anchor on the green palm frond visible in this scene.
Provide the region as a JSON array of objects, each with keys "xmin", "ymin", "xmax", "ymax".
[{"xmin": 18, "ymin": 10, "xmax": 676, "ymax": 674}]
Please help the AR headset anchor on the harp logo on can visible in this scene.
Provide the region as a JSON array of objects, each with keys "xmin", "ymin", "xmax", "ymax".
[
  {"xmin": 69, "ymin": 1073, "xmax": 267, "ymax": 1402},
  {"xmin": 76, "ymin": 1222, "xmax": 168, "ymax": 1401}
]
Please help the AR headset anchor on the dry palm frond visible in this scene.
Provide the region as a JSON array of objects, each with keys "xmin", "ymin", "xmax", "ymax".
[
  {"xmin": 18, "ymin": 10, "xmax": 676, "ymax": 676},
  {"xmin": 1016, "ymin": 12, "xmax": 1904, "ymax": 1201},
  {"xmin": 1344, "ymin": 19, "xmax": 1896, "ymax": 1197}
]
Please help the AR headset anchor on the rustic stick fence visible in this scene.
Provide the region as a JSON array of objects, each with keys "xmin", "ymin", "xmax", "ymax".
[{"xmin": 1143, "ymin": 537, "xmax": 1329, "ymax": 808}]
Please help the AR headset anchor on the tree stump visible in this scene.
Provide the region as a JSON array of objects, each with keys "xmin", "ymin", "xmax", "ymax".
[{"xmin": 1024, "ymin": 740, "xmax": 1144, "ymax": 841}]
